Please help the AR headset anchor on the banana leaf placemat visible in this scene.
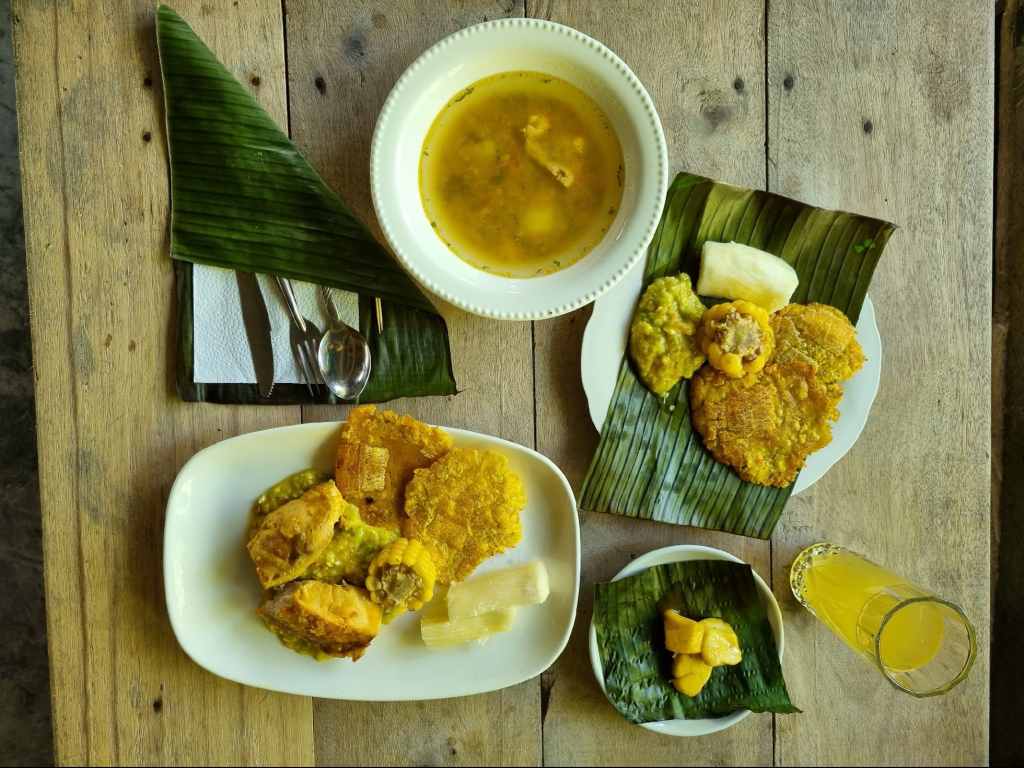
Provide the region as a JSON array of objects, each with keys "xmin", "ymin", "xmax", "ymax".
[
  {"xmin": 594, "ymin": 559, "xmax": 799, "ymax": 723},
  {"xmin": 159, "ymin": 5, "xmax": 456, "ymax": 404},
  {"xmin": 579, "ymin": 172, "xmax": 895, "ymax": 538}
]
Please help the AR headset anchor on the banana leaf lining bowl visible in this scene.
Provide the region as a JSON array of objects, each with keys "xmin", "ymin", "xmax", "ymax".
[
  {"xmin": 370, "ymin": 19, "xmax": 669, "ymax": 320},
  {"xmin": 589, "ymin": 545, "xmax": 785, "ymax": 737}
]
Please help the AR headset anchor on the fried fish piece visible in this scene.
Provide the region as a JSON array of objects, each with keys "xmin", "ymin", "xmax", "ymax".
[
  {"xmin": 247, "ymin": 481, "xmax": 345, "ymax": 589},
  {"xmin": 690, "ymin": 362, "xmax": 838, "ymax": 487},
  {"xmin": 335, "ymin": 405, "xmax": 453, "ymax": 531},
  {"xmin": 257, "ymin": 580, "xmax": 382, "ymax": 661},
  {"xmin": 403, "ymin": 448, "xmax": 525, "ymax": 585},
  {"xmin": 770, "ymin": 303, "xmax": 865, "ymax": 405},
  {"xmin": 335, "ymin": 443, "xmax": 389, "ymax": 497}
]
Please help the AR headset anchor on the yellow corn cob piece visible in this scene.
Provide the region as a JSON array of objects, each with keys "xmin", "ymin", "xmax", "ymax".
[
  {"xmin": 366, "ymin": 538, "xmax": 436, "ymax": 622},
  {"xmin": 698, "ymin": 301, "xmax": 774, "ymax": 379}
]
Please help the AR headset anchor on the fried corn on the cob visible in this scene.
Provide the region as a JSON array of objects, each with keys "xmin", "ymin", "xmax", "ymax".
[{"xmin": 366, "ymin": 538, "xmax": 436, "ymax": 622}]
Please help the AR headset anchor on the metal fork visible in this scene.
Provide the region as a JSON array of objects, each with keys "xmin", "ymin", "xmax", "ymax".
[{"xmin": 275, "ymin": 277, "xmax": 324, "ymax": 396}]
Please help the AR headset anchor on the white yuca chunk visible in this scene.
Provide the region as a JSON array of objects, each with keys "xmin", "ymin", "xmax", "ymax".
[
  {"xmin": 696, "ymin": 241, "xmax": 799, "ymax": 313},
  {"xmin": 446, "ymin": 561, "xmax": 550, "ymax": 620},
  {"xmin": 420, "ymin": 609, "xmax": 517, "ymax": 649}
]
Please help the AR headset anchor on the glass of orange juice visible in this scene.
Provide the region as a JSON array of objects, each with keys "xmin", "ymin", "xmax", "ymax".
[{"xmin": 790, "ymin": 543, "xmax": 976, "ymax": 697}]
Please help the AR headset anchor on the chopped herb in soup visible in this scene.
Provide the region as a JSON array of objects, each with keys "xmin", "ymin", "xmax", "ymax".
[{"xmin": 420, "ymin": 71, "xmax": 625, "ymax": 277}]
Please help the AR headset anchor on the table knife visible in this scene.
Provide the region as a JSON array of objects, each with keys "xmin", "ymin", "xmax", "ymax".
[{"xmin": 236, "ymin": 271, "xmax": 275, "ymax": 398}]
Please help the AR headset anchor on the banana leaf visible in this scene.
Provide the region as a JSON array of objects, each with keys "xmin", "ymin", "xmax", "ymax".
[
  {"xmin": 594, "ymin": 560, "xmax": 799, "ymax": 723},
  {"xmin": 579, "ymin": 173, "xmax": 895, "ymax": 538},
  {"xmin": 174, "ymin": 262, "xmax": 457, "ymax": 404},
  {"xmin": 157, "ymin": 5, "xmax": 457, "ymax": 403},
  {"xmin": 357, "ymin": 296, "xmax": 456, "ymax": 402}
]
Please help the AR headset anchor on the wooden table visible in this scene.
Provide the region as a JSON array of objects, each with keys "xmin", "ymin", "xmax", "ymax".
[{"xmin": 12, "ymin": 0, "xmax": 993, "ymax": 764}]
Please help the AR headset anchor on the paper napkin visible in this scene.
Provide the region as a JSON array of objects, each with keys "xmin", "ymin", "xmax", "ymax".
[{"xmin": 192, "ymin": 264, "xmax": 359, "ymax": 385}]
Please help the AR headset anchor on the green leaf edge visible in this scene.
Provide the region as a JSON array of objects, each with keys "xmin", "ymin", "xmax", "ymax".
[
  {"xmin": 158, "ymin": 5, "xmax": 458, "ymax": 403},
  {"xmin": 594, "ymin": 560, "xmax": 801, "ymax": 724},
  {"xmin": 579, "ymin": 172, "xmax": 896, "ymax": 539}
]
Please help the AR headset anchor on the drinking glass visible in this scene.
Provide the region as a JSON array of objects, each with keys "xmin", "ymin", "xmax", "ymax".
[{"xmin": 790, "ymin": 543, "xmax": 976, "ymax": 697}]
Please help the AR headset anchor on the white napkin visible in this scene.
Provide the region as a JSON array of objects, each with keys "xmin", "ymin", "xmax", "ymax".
[{"xmin": 192, "ymin": 264, "xmax": 359, "ymax": 384}]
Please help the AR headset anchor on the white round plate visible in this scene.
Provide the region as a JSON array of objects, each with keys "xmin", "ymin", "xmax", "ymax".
[
  {"xmin": 371, "ymin": 19, "xmax": 669, "ymax": 320},
  {"xmin": 164, "ymin": 422, "xmax": 581, "ymax": 700},
  {"xmin": 580, "ymin": 261, "xmax": 882, "ymax": 494},
  {"xmin": 589, "ymin": 545, "xmax": 783, "ymax": 737}
]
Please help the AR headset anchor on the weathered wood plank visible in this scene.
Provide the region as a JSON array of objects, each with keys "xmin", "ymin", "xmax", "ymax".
[
  {"xmin": 285, "ymin": 1, "xmax": 540, "ymax": 765},
  {"xmin": 529, "ymin": 1, "xmax": 773, "ymax": 764},
  {"xmin": 12, "ymin": 1, "xmax": 310, "ymax": 764},
  {"xmin": 767, "ymin": 2, "xmax": 992, "ymax": 765}
]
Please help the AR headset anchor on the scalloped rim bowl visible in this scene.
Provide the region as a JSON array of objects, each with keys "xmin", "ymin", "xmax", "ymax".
[{"xmin": 370, "ymin": 19, "xmax": 669, "ymax": 320}]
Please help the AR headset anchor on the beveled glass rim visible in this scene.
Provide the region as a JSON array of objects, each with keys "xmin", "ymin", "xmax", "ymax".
[{"xmin": 874, "ymin": 595, "xmax": 977, "ymax": 697}]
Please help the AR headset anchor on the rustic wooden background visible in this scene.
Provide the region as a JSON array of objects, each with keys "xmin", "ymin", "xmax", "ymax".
[
  {"xmin": 11, "ymin": 0, "xmax": 993, "ymax": 764},
  {"xmin": 993, "ymin": 1, "xmax": 1022, "ymax": 763}
]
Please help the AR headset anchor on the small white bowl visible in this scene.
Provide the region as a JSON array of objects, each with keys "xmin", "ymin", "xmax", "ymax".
[
  {"xmin": 370, "ymin": 19, "xmax": 669, "ymax": 320},
  {"xmin": 589, "ymin": 545, "xmax": 785, "ymax": 737}
]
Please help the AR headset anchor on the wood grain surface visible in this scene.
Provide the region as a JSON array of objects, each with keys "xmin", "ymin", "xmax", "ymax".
[
  {"xmin": 11, "ymin": 0, "xmax": 310, "ymax": 765},
  {"xmin": 287, "ymin": 1, "xmax": 540, "ymax": 764},
  {"xmin": 767, "ymin": 1, "xmax": 992, "ymax": 765},
  {"xmin": 11, "ymin": 0, "xmax": 993, "ymax": 765},
  {"xmin": 530, "ymin": 1, "xmax": 774, "ymax": 765}
]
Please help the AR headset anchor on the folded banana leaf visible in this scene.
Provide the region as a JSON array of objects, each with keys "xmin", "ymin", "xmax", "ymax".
[
  {"xmin": 579, "ymin": 173, "xmax": 895, "ymax": 538},
  {"xmin": 594, "ymin": 559, "xmax": 799, "ymax": 723},
  {"xmin": 174, "ymin": 262, "xmax": 457, "ymax": 404},
  {"xmin": 157, "ymin": 5, "xmax": 457, "ymax": 403}
]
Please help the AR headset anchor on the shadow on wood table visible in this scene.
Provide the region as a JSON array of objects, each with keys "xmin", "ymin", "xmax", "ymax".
[
  {"xmin": 0, "ymin": 0, "xmax": 53, "ymax": 765},
  {"xmin": 993, "ymin": 2, "xmax": 1024, "ymax": 766}
]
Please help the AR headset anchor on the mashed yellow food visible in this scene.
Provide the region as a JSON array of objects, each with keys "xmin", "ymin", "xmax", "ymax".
[
  {"xmin": 629, "ymin": 275, "xmax": 707, "ymax": 397},
  {"xmin": 301, "ymin": 502, "xmax": 396, "ymax": 586}
]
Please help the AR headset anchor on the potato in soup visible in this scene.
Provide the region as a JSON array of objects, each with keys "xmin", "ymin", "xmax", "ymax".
[{"xmin": 419, "ymin": 71, "xmax": 625, "ymax": 277}]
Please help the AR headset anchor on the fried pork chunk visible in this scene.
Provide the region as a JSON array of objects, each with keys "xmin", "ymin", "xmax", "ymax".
[
  {"xmin": 690, "ymin": 362, "xmax": 838, "ymax": 487},
  {"xmin": 335, "ymin": 405, "xmax": 452, "ymax": 532},
  {"xmin": 257, "ymin": 581, "xmax": 382, "ymax": 661},
  {"xmin": 247, "ymin": 481, "xmax": 344, "ymax": 589},
  {"xmin": 770, "ymin": 303, "xmax": 865, "ymax": 405},
  {"xmin": 403, "ymin": 448, "xmax": 525, "ymax": 584}
]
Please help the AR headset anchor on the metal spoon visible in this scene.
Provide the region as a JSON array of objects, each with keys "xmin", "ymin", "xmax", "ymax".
[{"xmin": 317, "ymin": 286, "xmax": 372, "ymax": 400}]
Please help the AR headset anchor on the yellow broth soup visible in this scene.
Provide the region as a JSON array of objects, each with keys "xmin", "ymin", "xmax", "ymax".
[{"xmin": 419, "ymin": 71, "xmax": 625, "ymax": 277}]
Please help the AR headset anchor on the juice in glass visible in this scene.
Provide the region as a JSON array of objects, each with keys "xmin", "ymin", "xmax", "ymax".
[{"xmin": 790, "ymin": 543, "xmax": 975, "ymax": 696}]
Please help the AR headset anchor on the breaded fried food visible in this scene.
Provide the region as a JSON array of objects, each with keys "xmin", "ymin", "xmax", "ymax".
[
  {"xmin": 770, "ymin": 303, "xmax": 865, "ymax": 405},
  {"xmin": 690, "ymin": 362, "xmax": 838, "ymax": 487},
  {"xmin": 403, "ymin": 448, "xmax": 526, "ymax": 584},
  {"xmin": 335, "ymin": 405, "xmax": 452, "ymax": 532},
  {"xmin": 247, "ymin": 481, "xmax": 345, "ymax": 589},
  {"xmin": 257, "ymin": 580, "xmax": 382, "ymax": 661},
  {"xmin": 335, "ymin": 444, "xmax": 389, "ymax": 497}
]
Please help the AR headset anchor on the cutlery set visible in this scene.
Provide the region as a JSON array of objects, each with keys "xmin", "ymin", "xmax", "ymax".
[{"xmin": 235, "ymin": 274, "xmax": 372, "ymax": 400}]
